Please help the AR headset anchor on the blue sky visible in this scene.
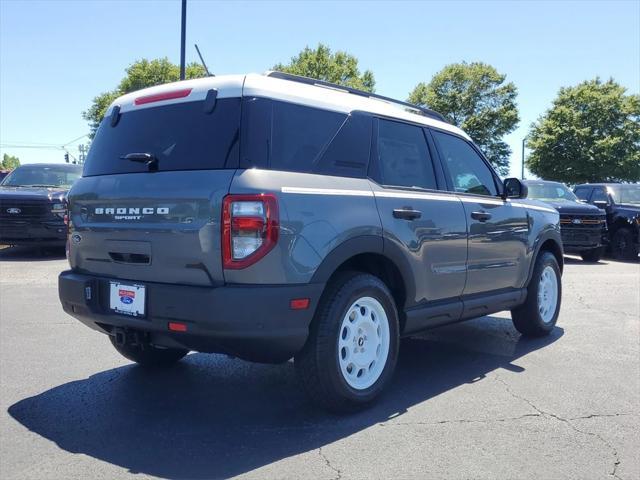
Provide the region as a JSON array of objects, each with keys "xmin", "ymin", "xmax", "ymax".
[{"xmin": 1, "ymin": 0, "xmax": 638, "ymax": 177}]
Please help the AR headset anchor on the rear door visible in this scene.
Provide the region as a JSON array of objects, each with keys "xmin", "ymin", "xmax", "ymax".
[
  {"xmin": 430, "ymin": 129, "xmax": 529, "ymax": 295},
  {"xmin": 369, "ymin": 118, "xmax": 467, "ymax": 307},
  {"xmin": 68, "ymin": 92, "xmax": 242, "ymax": 287}
]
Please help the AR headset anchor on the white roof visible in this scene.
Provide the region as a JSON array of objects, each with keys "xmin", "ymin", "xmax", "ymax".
[{"xmin": 106, "ymin": 73, "xmax": 469, "ymax": 140}]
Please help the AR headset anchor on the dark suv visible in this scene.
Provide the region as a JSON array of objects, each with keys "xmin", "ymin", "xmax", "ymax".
[
  {"xmin": 574, "ymin": 183, "xmax": 640, "ymax": 260},
  {"xmin": 58, "ymin": 72, "xmax": 563, "ymax": 411},
  {"xmin": 524, "ymin": 180, "xmax": 606, "ymax": 262},
  {"xmin": 0, "ymin": 163, "xmax": 82, "ymax": 247}
]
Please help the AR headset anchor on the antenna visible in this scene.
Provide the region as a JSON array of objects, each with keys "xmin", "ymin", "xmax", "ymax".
[{"xmin": 194, "ymin": 44, "xmax": 213, "ymax": 77}]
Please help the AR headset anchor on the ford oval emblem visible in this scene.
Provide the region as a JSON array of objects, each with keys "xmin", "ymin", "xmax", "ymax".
[
  {"xmin": 71, "ymin": 233, "xmax": 82, "ymax": 244},
  {"xmin": 6, "ymin": 208, "xmax": 21, "ymax": 214},
  {"xmin": 120, "ymin": 296, "xmax": 134, "ymax": 305}
]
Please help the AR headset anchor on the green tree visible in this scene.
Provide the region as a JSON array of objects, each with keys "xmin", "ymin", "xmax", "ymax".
[
  {"xmin": 408, "ymin": 62, "xmax": 519, "ymax": 175},
  {"xmin": 83, "ymin": 58, "xmax": 207, "ymax": 137},
  {"xmin": 273, "ymin": 43, "xmax": 375, "ymax": 92},
  {"xmin": 527, "ymin": 78, "xmax": 640, "ymax": 183},
  {"xmin": 1, "ymin": 154, "xmax": 20, "ymax": 170}
]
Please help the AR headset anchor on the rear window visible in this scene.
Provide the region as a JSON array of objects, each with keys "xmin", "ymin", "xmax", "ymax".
[{"xmin": 83, "ymin": 98, "xmax": 241, "ymax": 176}]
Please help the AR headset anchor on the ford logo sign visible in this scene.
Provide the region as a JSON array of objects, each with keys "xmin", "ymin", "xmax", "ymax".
[
  {"xmin": 571, "ymin": 218, "xmax": 582, "ymax": 224},
  {"xmin": 6, "ymin": 208, "xmax": 21, "ymax": 214},
  {"xmin": 120, "ymin": 296, "xmax": 134, "ymax": 305}
]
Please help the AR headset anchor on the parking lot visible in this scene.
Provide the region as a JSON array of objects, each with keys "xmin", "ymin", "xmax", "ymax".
[{"xmin": 0, "ymin": 246, "xmax": 638, "ymax": 480}]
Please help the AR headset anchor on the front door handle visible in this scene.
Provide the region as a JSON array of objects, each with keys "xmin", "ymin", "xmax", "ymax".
[
  {"xmin": 393, "ymin": 208, "xmax": 422, "ymax": 221},
  {"xmin": 471, "ymin": 211, "xmax": 492, "ymax": 222}
]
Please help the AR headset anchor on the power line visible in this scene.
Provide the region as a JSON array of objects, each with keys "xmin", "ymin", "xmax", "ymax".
[{"xmin": 0, "ymin": 144, "xmax": 65, "ymax": 150}]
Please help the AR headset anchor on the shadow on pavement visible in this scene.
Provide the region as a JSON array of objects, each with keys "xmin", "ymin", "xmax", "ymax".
[
  {"xmin": 8, "ymin": 316, "xmax": 563, "ymax": 479},
  {"xmin": 0, "ymin": 245, "xmax": 65, "ymax": 262}
]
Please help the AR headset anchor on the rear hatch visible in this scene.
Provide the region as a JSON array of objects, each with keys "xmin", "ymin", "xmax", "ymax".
[{"xmin": 68, "ymin": 78, "xmax": 243, "ymax": 286}]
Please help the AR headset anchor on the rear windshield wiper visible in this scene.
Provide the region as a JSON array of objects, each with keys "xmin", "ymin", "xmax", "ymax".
[{"xmin": 121, "ymin": 152, "xmax": 158, "ymax": 171}]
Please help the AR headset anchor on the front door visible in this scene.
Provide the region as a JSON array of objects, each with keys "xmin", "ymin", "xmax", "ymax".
[{"xmin": 430, "ymin": 129, "xmax": 529, "ymax": 295}]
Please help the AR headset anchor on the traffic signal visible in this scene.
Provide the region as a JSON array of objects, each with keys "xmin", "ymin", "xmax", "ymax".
[{"xmin": 64, "ymin": 153, "xmax": 69, "ymax": 163}]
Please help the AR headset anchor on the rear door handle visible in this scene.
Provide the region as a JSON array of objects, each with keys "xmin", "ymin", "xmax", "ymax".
[
  {"xmin": 471, "ymin": 211, "xmax": 492, "ymax": 222},
  {"xmin": 393, "ymin": 208, "xmax": 422, "ymax": 220}
]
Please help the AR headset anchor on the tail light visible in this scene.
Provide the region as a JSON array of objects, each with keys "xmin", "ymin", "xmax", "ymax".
[{"xmin": 222, "ymin": 194, "xmax": 279, "ymax": 269}]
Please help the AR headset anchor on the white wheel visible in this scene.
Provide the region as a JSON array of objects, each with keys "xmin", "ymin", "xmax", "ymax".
[
  {"xmin": 512, "ymin": 251, "xmax": 562, "ymax": 337},
  {"xmin": 338, "ymin": 296, "xmax": 390, "ymax": 390},
  {"xmin": 537, "ymin": 265, "xmax": 558, "ymax": 324},
  {"xmin": 295, "ymin": 272, "xmax": 399, "ymax": 412}
]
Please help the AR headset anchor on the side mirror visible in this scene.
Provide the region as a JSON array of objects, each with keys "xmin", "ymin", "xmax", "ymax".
[
  {"xmin": 503, "ymin": 178, "xmax": 528, "ymax": 199},
  {"xmin": 593, "ymin": 200, "xmax": 609, "ymax": 209}
]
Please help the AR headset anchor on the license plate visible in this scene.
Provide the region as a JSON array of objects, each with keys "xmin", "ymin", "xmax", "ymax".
[{"xmin": 110, "ymin": 282, "xmax": 146, "ymax": 317}]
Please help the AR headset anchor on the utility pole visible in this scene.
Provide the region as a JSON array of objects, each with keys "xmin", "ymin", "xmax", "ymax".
[
  {"xmin": 78, "ymin": 144, "xmax": 88, "ymax": 165},
  {"xmin": 180, "ymin": 0, "xmax": 187, "ymax": 80}
]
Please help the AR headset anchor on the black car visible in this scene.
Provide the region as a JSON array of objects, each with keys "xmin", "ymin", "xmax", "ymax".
[
  {"xmin": 525, "ymin": 180, "xmax": 607, "ymax": 262},
  {"xmin": 0, "ymin": 163, "xmax": 82, "ymax": 247},
  {"xmin": 574, "ymin": 183, "xmax": 640, "ymax": 261}
]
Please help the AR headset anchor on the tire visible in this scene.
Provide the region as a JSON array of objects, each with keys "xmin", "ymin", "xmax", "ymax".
[
  {"xmin": 511, "ymin": 251, "xmax": 562, "ymax": 337},
  {"xmin": 109, "ymin": 335, "xmax": 188, "ymax": 367},
  {"xmin": 611, "ymin": 228, "xmax": 638, "ymax": 261},
  {"xmin": 581, "ymin": 247, "xmax": 604, "ymax": 263},
  {"xmin": 295, "ymin": 272, "xmax": 400, "ymax": 413}
]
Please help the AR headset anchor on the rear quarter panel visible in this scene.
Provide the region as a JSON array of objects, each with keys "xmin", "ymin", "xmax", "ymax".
[{"xmin": 225, "ymin": 169, "xmax": 382, "ymax": 284}]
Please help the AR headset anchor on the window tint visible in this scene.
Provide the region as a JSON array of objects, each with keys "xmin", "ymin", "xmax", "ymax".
[
  {"xmin": 374, "ymin": 119, "xmax": 437, "ymax": 190},
  {"xmin": 574, "ymin": 187, "xmax": 592, "ymax": 201},
  {"xmin": 432, "ymin": 130, "xmax": 498, "ymax": 196},
  {"xmin": 271, "ymin": 101, "xmax": 346, "ymax": 172},
  {"xmin": 84, "ymin": 98, "xmax": 241, "ymax": 176},
  {"xmin": 591, "ymin": 188, "xmax": 609, "ymax": 203},
  {"xmin": 241, "ymin": 97, "xmax": 367, "ymax": 176},
  {"xmin": 315, "ymin": 113, "xmax": 372, "ymax": 178}
]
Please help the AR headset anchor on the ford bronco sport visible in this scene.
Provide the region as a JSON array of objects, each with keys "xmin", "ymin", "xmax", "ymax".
[{"xmin": 58, "ymin": 72, "xmax": 563, "ymax": 412}]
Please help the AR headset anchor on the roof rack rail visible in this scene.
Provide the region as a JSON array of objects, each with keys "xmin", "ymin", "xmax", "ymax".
[{"xmin": 265, "ymin": 71, "xmax": 448, "ymax": 123}]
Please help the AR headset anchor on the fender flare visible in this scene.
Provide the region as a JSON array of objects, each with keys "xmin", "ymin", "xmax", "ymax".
[
  {"xmin": 526, "ymin": 228, "xmax": 563, "ymax": 286},
  {"xmin": 310, "ymin": 235, "xmax": 416, "ymax": 310}
]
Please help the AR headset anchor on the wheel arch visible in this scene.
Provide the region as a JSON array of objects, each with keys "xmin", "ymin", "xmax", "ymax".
[
  {"xmin": 310, "ymin": 235, "xmax": 415, "ymax": 333},
  {"xmin": 527, "ymin": 230, "xmax": 564, "ymax": 286}
]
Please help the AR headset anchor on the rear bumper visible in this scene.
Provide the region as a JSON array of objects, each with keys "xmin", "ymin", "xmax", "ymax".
[
  {"xmin": 58, "ymin": 270, "xmax": 324, "ymax": 363},
  {"xmin": 0, "ymin": 220, "xmax": 66, "ymax": 246}
]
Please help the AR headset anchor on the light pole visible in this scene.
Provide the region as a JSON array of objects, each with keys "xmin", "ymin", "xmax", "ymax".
[
  {"xmin": 179, "ymin": 0, "xmax": 187, "ymax": 80},
  {"xmin": 521, "ymin": 136, "xmax": 527, "ymax": 180}
]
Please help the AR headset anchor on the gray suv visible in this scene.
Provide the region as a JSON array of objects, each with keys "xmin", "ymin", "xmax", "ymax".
[{"xmin": 59, "ymin": 72, "xmax": 563, "ymax": 412}]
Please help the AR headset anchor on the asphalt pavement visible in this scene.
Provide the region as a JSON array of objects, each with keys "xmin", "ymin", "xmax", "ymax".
[{"xmin": 0, "ymin": 246, "xmax": 638, "ymax": 480}]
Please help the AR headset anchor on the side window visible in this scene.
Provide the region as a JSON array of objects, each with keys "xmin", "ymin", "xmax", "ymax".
[
  {"xmin": 271, "ymin": 101, "xmax": 346, "ymax": 173},
  {"xmin": 591, "ymin": 187, "xmax": 609, "ymax": 203},
  {"xmin": 240, "ymin": 97, "xmax": 347, "ymax": 173},
  {"xmin": 315, "ymin": 113, "xmax": 372, "ymax": 178},
  {"xmin": 432, "ymin": 130, "xmax": 498, "ymax": 197},
  {"xmin": 574, "ymin": 187, "xmax": 592, "ymax": 202},
  {"xmin": 373, "ymin": 119, "xmax": 437, "ymax": 190}
]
